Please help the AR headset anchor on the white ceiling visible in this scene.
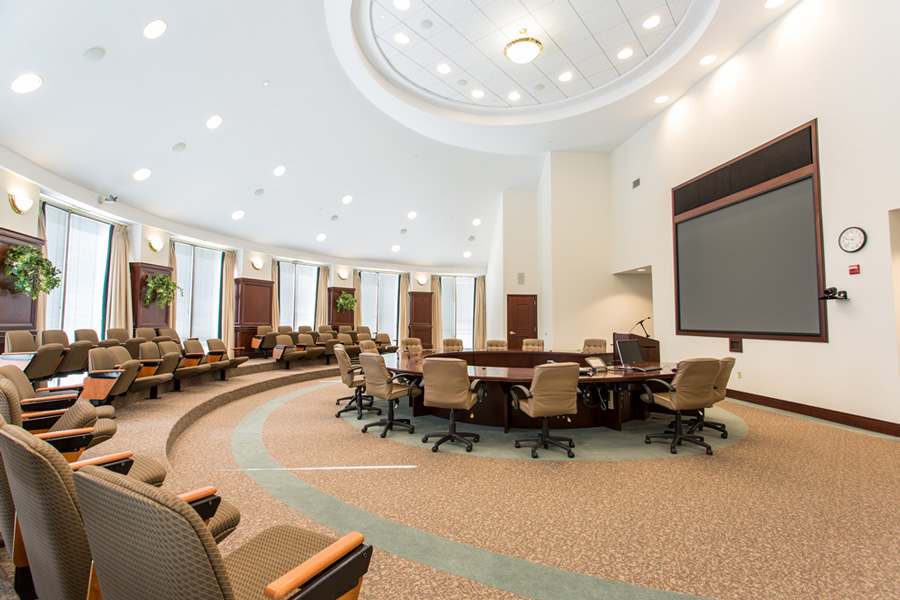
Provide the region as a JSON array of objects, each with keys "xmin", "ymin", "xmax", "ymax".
[{"xmin": 0, "ymin": 0, "xmax": 799, "ymax": 270}]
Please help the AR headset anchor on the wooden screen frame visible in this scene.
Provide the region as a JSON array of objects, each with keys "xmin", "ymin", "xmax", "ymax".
[{"xmin": 672, "ymin": 120, "xmax": 827, "ymax": 343}]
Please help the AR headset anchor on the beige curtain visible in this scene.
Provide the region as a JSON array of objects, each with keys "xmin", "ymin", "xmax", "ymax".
[
  {"xmin": 36, "ymin": 206, "xmax": 47, "ymax": 334},
  {"xmin": 271, "ymin": 260, "xmax": 280, "ymax": 328},
  {"xmin": 474, "ymin": 275, "xmax": 486, "ymax": 350},
  {"xmin": 168, "ymin": 239, "xmax": 178, "ymax": 330},
  {"xmin": 105, "ymin": 224, "xmax": 133, "ymax": 335},
  {"xmin": 220, "ymin": 250, "xmax": 236, "ymax": 357},
  {"xmin": 398, "ymin": 273, "xmax": 409, "ymax": 343},
  {"xmin": 315, "ymin": 265, "xmax": 329, "ymax": 329},
  {"xmin": 353, "ymin": 270, "xmax": 361, "ymax": 328},
  {"xmin": 431, "ymin": 275, "xmax": 442, "ymax": 350}
]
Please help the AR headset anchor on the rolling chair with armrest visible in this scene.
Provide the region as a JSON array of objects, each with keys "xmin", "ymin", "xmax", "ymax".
[
  {"xmin": 582, "ymin": 338, "xmax": 607, "ymax": 354},
  {"xmin": 509, "ymin": 362, "xmax": 580, "ymax": 458},
  {"xmin": 522, "ymin": 338, "xmax": 544, "ymax": 351},
  {"xmin": 74, "ymin": 328, "xmax": 120, "ymax": 348},
  {"xmin": 105, "ymin": 328, "xmax": 144, "ymax": 358},
  {"xmin": 685, "ymin": 357, "xmax": 736, "ymax": 439},
  {"xmin": 358, "ymin": 340, "xmax": 378, "ymax": 354},
  {"xmin": 420, "ymin": 357, "xmax": 485, "ymax": 453},
  {"xmin": 486, "ymin": 339, "xmax": 508, "ymax": 351},
  {"xmin": 158, "ymin": 340, "xmax": 211, "ymax": 390},
  {"xmin": 640, "ymin": 357, "xmax": 721, "ymax": 455},
  {"xmin": 73, "ymin": 464, "xmax": 371, "ymax": 600},
  {"xmin": 374, "ymin": 333, "xmax": 398, "ymax": 353},
  {"xmin": 359, "ymin": 353, "xmax": 421, "ymax": 438},
  {"xmin": 334, "ymin": 345, "xmax": 380, "ymax": 419},
  {"xmin": 401, "ymin": 337, "xmax": 423, "ymax": 355},
  {"xmin": 4, "ymin": 330, "xmax": 64, "ymax": 382},
  {"xmin": 442, "ymin": 338, "xmax": 464, "ymax": 352}
]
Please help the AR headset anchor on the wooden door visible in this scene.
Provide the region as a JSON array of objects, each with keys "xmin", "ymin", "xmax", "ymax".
[
  {"xmin": 409, "ymin": 292, "xmax": 433, "ymax": 349},
  {"xmin": 506, "ymin": 295, "xmax": 537, "ymax": 350}
]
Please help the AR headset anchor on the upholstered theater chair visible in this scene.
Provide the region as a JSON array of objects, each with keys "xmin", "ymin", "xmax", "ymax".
[
  {"xmin": 296, "ymin": 334, "xmax": 325, "ymax": 361},
  {"xmin": 109, "ymin": 345, "xmax": 173, "ymax": 399},
  {"xmin": 486, "ymin": 339, "xmax": 508, "ymax": 351},
  {"xmin": 73, "ymin": 465, "xmax": 370, "ymax": 600},
  {"xmin": 339, "ymin": 325, "xmax": 359, "ymax": 343},
  {"xmin": 157, "ymin": 328, "xmax": 185, "ymax": 349},
  {"xmin": 319, "ymin": 332, "xmax": 337, "ymax": 364},
  {"xmin": 357, "ymin": 325, "xmax": 372, "ymax": 337},
  {"xmin": 318, "ymin": 325, "xmax": 334, "ymax": 334},
  {"xmin": 85, "ymin": 347, "xmax": 142, "ymax": 404},
  {"xmin": 359, "ymin": 339, "xmax": 378, "ymax": 354},
  {"xmin": 207, "ymin": 338, "xmax": 250, "ymax": 370},
  {"xmin": 273, "ymin": 334, "xmax": 308, "ymax": 369},
  {"xmin": 509, "ymin": 362, "xmax": 580, "ymax": 458},
  {"xmin": 334, "ymin": 345, "xmax": 380, "ymax": 420},
  {"xmin": 582, "ymin": 338, "xmax": 607, "ymax": 354},
  {"xmin": 337, "ymin": 333, "xmax": 360, "ymax": 359},
  {"xmin": 75, "ymin": 328, "xmax": 120, "ymax": 348},
  {"xmin": 41, "ymin": 329, "xmax": 93, "ymax": 377},
  {"xmin": 251, "ymin": 325, "xmax": 278, "ymax": 357},
  {"xmin": 158, "ymin": 340, "xmax": 211, "ymax": 390},
  {"xmin": 522, "ymin": 338, "xmax": 545, "ymax": 351},
  {"xmin": 0, "ymin": 364, "xmax": 85, "ymax": 412},
  {"xmin": 686, "ymin": 357, "xmax": 737, "ymax": 439},
  {"xmin": 297, "ymin": 325, "xmax": 313, "ymax": 334},
  {"xmin": 183, "ymin": 339, "xmax": 230, "ymax": 379},
  {"xmin": 442, "ymin": 338, "xmax": 464, "ymax": 352},
  {"xmin": 276, "ymin": 325, "xmax": 301, "ymax": 344},
  {"xmin": 105, "ymin": 327, "xmax": 144, "ymax": 358},
  {"xmin": 640, "ymin": 357, "xmax": 721, "ymax": 455},
  {"xmin": 401, "ymin": 337, "xmax": 423, "ymax": 355},
  {"xmin": 420, "ymin": 357, "xmax": 485, "ymax": 453},
  {"xmin": 375, "ymin": 333, "xmax": 398, "ymax": 354},
  {"xmin": 357, "ymin": 332, "xmax": 374, "ymax": 343},
  {"xmin": 136, "ymin": 327, "xmax": 167, "ymax": 344},
  {"xmin": 359, "ymin": 352, "xmax": 421, "ymax": 438},
  {"xmin": 3, "ymin": 330, "xmax": 64, "ymax": 382}
]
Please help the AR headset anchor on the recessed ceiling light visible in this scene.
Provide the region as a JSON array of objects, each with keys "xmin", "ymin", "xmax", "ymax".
[
  {"xmin": 172, "ymin": 142, "xmax": 186, "ymax": 152},
  {"xmin": 764, "ymin": 0, "xmax": 785, "ymax": 7},
  {"xmin": 471, "ymin": 89, "xmax": 484, "ymax": 99},
  {"xmin": 316, "ymin": 233, "xmax": 327, "ymax": 242},
  {"xmin": 342, "ymin": 194, "xmax": 353, "ymax": 204},
  {"xmin": 206, "ymin": 115, "xmax": 223, "ymax": 129},
  {"xmin": 468, "ymin": 235, "xmax": 476, "ymax": 241},
  {"xmin": 143, "ymin": 20, "xmax": 167, "ymax": 40},
  {"xmin": 133, "ymin": 168, "xmax": 152, "ymax": 181},
  {"xmin": 10, "ymin": 73, "xmax": 42, "ymax": 94},
  {"xmin": 254, "ymin": 188, "xmax": 265, "ymax": 196},
  {"xmin": 330, "ymin": 214, "xmax": 339, "ymax": 221},
  {"xmin": 231, "ymin": 210, "xmax": 245, "ymax": 220},
  {"xmin": 534, "ymin": 83, "xmax": 545, "ymax": 91},
  {"xmin": 400, "ymin": 228, "xmax": 408, "ymax": 234},
  {"xmin": 407, "ymin": 211, "xmax": 417, "ymax": 219},
  {"xmin": 263, "ymin": 80, "xmax": 270, "ymax": 86},
  {"xmin": 699, "ymin": 55, "xmax": 717, "ymax": 66},
  {"xmin": 463, "ymin": 251, "xmax": 472, "ymax": 258},
  {"xmin": 643, "ymin": 15, "xmax": 661, "ymax": 29},
  {"xmin": 392, "ymin": 245, "xmax": 401, "ymax": 252},
  {"xmin": 558, "ymin": 71, "xmax": 573, "ymax": 82},
  {"xmin": 472, "ymin": 218, "xmax": 481, "ymax": 226},
  {"xmin": 437, "ymin": 63, "xmax": 451, "ymax": 74},
  {"xmin": 655, "ymin": 95, "xmax": 669, "ymax": 104},
  {"xmin": 273, "ymin": 165, "xmax": 286, "ymax": 176},
  {"xmin": 82, "ymin": 47, "xmax": 106, "ymax": 63},
  {"xmin": 508, "ymin": 91, "xmax": 521, "ymax": 101},
  {"xmin": 394, "ymin": 32, "xmax": 410, "ymax": 44},
  {"xmin": 393, "ymin": 0, "xmax": 410, "ymax": 9},
  {"xmin": 617, "ymin": 48, "xmax": 634, "ymax": 60}
]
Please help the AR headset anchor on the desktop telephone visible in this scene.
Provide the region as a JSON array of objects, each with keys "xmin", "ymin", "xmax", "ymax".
[{"xmin": 584, "ymin": 356, "xmax": 607, "ymax": 372}]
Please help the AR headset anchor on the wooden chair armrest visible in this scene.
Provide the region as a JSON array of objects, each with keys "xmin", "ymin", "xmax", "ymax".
[
  {"xmin": 265, "ymin": 532, "xmax": 366, "ymax": 600},
  {"xmin": 70, "ymin": 451, "xmax": 134, "ymax": 470},
  {"xmin": 178, "ymin": 486, "xmax": 218, "ymax": 503},
  {"xmin": 36, "ymin": 427, "xmax": 94, "ymax": 440},
  {"xmin": 184, "ymin": 352, "xmax": 205, "ymax": 359},
  {"xmin": 22, "ymin": 393, "xmax": 77, "ymax": 402},
  {"xmin": 44, "ymin": 384, "xmax": 84, "ymax": 393},
  {"xmin": 89, "ymin": 369, "xmax": 125, "ymax": 374},
  {"xmin": 22, "ymin": 408, "xmax": 69, "ymax": 419},
  {"xmin": 139, "ymin": 358, "xmax": 162, "ymax": 365}
]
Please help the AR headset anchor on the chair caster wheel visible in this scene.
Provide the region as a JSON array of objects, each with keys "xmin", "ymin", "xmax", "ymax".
[
  {"xmin": 408, "ymin": 427, "xmax": 415, "ymax": 434},
  {"xmin": 357, "ymin": 415, "xmax": 363, "ymax": 420},
  {"xmin": 721, "ymin": 432, "xmax": 728, "ymax": 439},
  {"xmin": 706, "ymin": 448, "xmax": 713, "ymax": 455},
  {"xmin": 422, "ymin": 437, "xmax": 428, "ymax": 443},
  {"xmin": 568, "ymin": 441, "xmax": 575, "ymax": 448},
  {"xmin": 644, "ymin": 438, "xmax": 651, "ymax": 444},
  {"xmin": 567, "ymin": 451, "xmax": 575, "ymax": 458},
  {"xmin": 514, "ymin": 441, "xmax": 521, "ymax": 448},
  {"xmin": 531, "ymin": 452, "xmax": 538, "ymax": 459},
  {"xmin": 361, "ymin": 428, "xmax": 368, "ymax": 434},
  {"xmin": 431, "ymin": 446, "xmax": 438, "ymax": 452},
  {"xmin": 473, "ymin": 435, "xmax": 480, "ymax": 443},
  {"xmin": 380, "ymin": 432, "xmax": 387, "ymax": 438},
  {"xmin": 466, "ymin": 446, "xmax": 472, "ymax": 452},
  {"xmin": 334, "ymin": 413, "xmax": 341, "ymax": 418},
  {"xmin": 670, "ymin": 447, "xmax": 677, "ymax": 454}
]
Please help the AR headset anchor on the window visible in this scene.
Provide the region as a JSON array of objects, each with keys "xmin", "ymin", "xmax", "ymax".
[
  {"xmin": 359, "ymin": 271, "xmax": 400, "ymax": 340},
  {"xmin": 278, "ymin": 261, "xmax": 318, "ymax": 329},
  {"xmin": 440, "ymin": 276, "xmax": 475, "ymax": 348},
  {"xmin": 174, "ymin": 241, "xmax": 223, "ymax": 342},
  {"xmin": 44, "ymin": 203, "xmax": 112, "ymax": 339}
]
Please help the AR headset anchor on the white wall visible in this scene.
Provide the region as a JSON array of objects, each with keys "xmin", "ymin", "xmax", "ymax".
[
  {"xmin": 0, "ymin": 168, "xmax": 40, "ymax": 238},
  {"xmin": 485, "ymin": 202, "xmax": 505, "ymax": 340},
  {"xmin": 610, "ymin": 0, "xmax": 900, "ymax": 423}
]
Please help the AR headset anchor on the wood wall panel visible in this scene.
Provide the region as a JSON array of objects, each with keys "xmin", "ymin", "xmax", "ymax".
[
  {"xmin": 0, "ymin": 227, "xmax": 42, "ymax": 354},
  {"xmin": 328, "ymin": 287, "xmax": 355, "ymax": 328},
  {"xmin": 409, "ymin": 291, "xmax": 433, "ymax": 349},
  {"xmin": 130, "ymin": 263, "xmax": 173, "ymax": 331},
  {"xmin": 234, "ymin": 278, "xmax": 273, "ymax": 356}
]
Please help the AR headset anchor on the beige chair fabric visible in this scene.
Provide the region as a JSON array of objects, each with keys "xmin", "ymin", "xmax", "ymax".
[
  {"xmin": 115, "ymin": 344, "xmax": 173, "ymax": 398},
  {"xmin": 358, "ymin": 353, "xmax": 420, "ymax": 437},
  {"xmin": 522, "ymin": 338, "xmax": 544, "ymax": 351},
  {"xmin": 486, "ymin": 339, "xmax": 508, "ymax": 351},
  {"xmin": 183, "ymin": 339, "xmax": 228, "ymax": 374},
  {"xmin": 135, "ymin": 327, "xmax": 161, "ymax": 342},
  {"xmin": 357, "ymin": 332, "xmax": 373, "ymax": 342},
  {"xmin": 40, "ymin": 330, "xmax": 92, "ymax": 376},
  {"xmin": 375, "ymin": 333, "xmax": 398, "ymax": 353},
  {"xmin": 509, "ymin": 362, "xmax": 579, "ymax": 458},
  {"xmin": 685, "ymin": 357, "xmax": 736, "ymax": 438},
  {"xmin": 4, "ymin": 330, "xmax": 64, "ymax": 381},
  {"xmin": 357, "ymin": 326, "xmax": 371, "ymax": 336},
  {"xmin": 296, "ymin": 334, "xmax": 325, "ymax": 360},
  {"xmin": 337, "ymin": 333, "xmax": 360, "ymax": 358},
  {"xmin": 359, "ymin": 339, "xmax": 378, "ymax": 354},
  {"xmin": 274, "ymin": 334, "xmax": 308, "ymax": 369},
  {"xmin": 75, "ymin": 328, "xmax": 120, "ymax": 348},
  {"xmin": 318, "ymin": 325, "xmax": 333, "ymax": 334},
  {"xmin": 88, "ymin": 347, "xmax": 143, "ymax": 399},
  {"xmin": 401, "ymin": 338, "xmax": 423, "ymax": 354},
  {"xmin": 333, "ymin": 344, "xmax": 380, "ymax": 419},
  {"xmin": 442, "ymin": 338, "xmax": 464, "ymax": 352},
  {"xmin": 421, "ymin": 358, "xmax": 481, "ymax": 452},
  {"xmin": 582, "ymin": 339, "xmax": 607, "ymax": 354},
  {"xmin": 339, "ymin": 325, "xmax": 353, "ymax": 333},
  {"xmin": 207, "ymin": 339, "xmax": 250, "ymax": 368},
  {"xmin": 297, "ymin": 325, "xmax": 312, "ymax": 333},
  {"xmin": 106, "ymin": 328, "xmax": 143, "ymax": 358},
  {"xmin": 159, "ymin": 340, "xmax": 211, "ymax": 388}
]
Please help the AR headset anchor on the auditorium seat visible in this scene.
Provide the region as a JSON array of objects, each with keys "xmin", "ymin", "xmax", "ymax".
[
  {"xmin": 3, "ymin": 331, "xmax": 64, "ymax": 382},
  {"xmin": 40, "ymin": 329, "xmax": 92, "ymax": 377}
]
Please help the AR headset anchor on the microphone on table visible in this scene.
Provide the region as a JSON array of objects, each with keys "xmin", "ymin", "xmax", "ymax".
[{"xmin": 629, "ymin": 316, "xmax": 651, "ymax": 337}]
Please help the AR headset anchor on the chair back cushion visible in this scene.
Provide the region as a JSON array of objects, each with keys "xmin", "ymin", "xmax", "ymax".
[
  {"xmin": 4, "ymin": 330, "xmax": 36, "ymax": 352},
  {"xmin": 275, "ymin": 334, "xmax": 294, "ymax": 347},
  {"xmin": 339, "ymin": 325, "xmax": 353, "ymax": 333},
  {"xmin": 402, "ymin": 338, "xmax": 423, "ymax": 354},
  {"xmin": 0, "ymin": 424, "xmax": 92, "ymax": 600},
  {"xmin": 89, "ymin": 347, "xmax": 117, "ymax": 371},
  {"xmin": 358, "ymin": 333, "xmax": 373, "ymax": 342},
  {"xmin": 75, "ymin": 329, "xmax": 101, "ymax": 344},
  {"xmin": 357, "ymin": 326, "xmax": 371, "ymax": 335},
  {"xmin": 41, "ymin": 329, "xmax": 70, "ymax": 346},
  {"xmin": 333, "ymin": 345, "xmax": 358, "ymax": 388},
  {"xmin": 297, "ymin": 325, "xmax": 312, "ymax": 333},
  {"xmin": 106, "ymin": 328, "xmax": 129, "ymax": 343},
  {"xmin": 522, "ymin": 338, "xmax": 544, "ymax": 351},
  {"xmin": 158, "ymin": 328, "xmax": 181, "ymax": 344},
  {"xmin": 712, "ymin": 357, "xmax": 736, "ymax": 403},
  {"xmin": 158, "ymin": 341, "xmax": 183, "ymax": 357},
  {"xmin": 0, "ymin": 365, "xmax": 37, "ymax": 400},
  {"xmin": 50, "ymin": 399, "xmax": 100, "ymax": 433},
  {"xmin": 359, "ymin": 340, "xmax": 378, "ymax": 354},
  {"xmin": 375, "ymin": 333, "xmax": 391, "ymax": 345},
  {"xmin": 668, "ymin": 358, "xmax": 721, "ymax": 410},
  {"xmin": 135, "ymin": 327, "xmax": 158, "ymax": 341},
  {"xmin": 183, "ymin": 339, "xmax": 205, "ymax": 354},
  {"xmin": 582, "ymin": 339, "xmax": 607, "ymax": 353},
  {"xmin": 108, "ymin": 345, "xmax": 134, "ymax": 365},
  {"xmin": 337, "ymin": 333, "xmax": 354, "ymax": 345},
  {"xmin": 257, "ymin": 325, "xmax": 273, "ymax": 335},
  {"xmin": 422, "ymin": 358, "xmax": 476, "ymax": 410},
  {"xmin": 297, "ymin": 334, "xmax": 315, "ymax": 346},
  {"xmin": 358, "ymin": 353, "xmax": 392, "ymax": 399},
  {"xmin": 73, "ymin": 464, "xmax": 232, "ymax": 600},
  {"xmin": 526, "ymin": 363, "xmax": 579, "ymax": 417},
  {"xmin": 318, "ymin": 325, "xmax": 333, "ymax": 333},
  {"xmin": 442, "ymin": 339, "xmax": 464, "ymax": 352},
  {"xmin": 318, "ymin": 332, "xmax": 334, "ymax": 343},
  {"xmin": 140, "ymin": 341, "xmax": 162, "ymax": 360},
  {"xmin": 0, "ymin": 377, "xmax": 23, "ymax": 426},
  {"xmin": 486, "ymin": 340, "xmax": 507, "ymax": 351}
]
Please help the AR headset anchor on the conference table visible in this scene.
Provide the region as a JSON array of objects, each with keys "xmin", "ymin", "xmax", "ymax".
[{"xmin": 383, "ymin": 350, "xmax": 676, "ymax": 433}]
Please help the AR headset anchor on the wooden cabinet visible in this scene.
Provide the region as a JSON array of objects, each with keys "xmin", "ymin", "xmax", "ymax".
[
  {"xmin": 234, "ymin": 278, "xmax": 273, "ymax": 356},
  {"xmin": 130, "ymin": 262, "xmax": 173, "ymax": 332},
  {"xmin": 328, "ymin": 287, "xmax": 355, "ymax": 329},
  {"xmin": 408, "ymin": 291, "xmax": 433, "ymax": 349},
  {"xmin": 0, "ymin": 227, "xmax": 41, "ymax": 354}
]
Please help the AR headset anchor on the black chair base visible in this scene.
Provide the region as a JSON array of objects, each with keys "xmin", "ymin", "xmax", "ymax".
[
  {"xmin": 515, "ymin": 417, "xmax": 574, "ymax": 458},
  {"xmin": 422, "ymin": 409, "xmax": 479, "ymax": 452},
  {"xmin": 363, "ymin": 398, "xmax": 415, "ymax": 438},
  {"xmin": 647, "ymin": 412, "xmax": 712, "ymax": 455},
  {"xmin": 686, "ymin": 409, "xmax": 728, "ymax": 438},
  {"xmin": 335, "ymin": 387, "xmax": 381, "ymax": 420}
]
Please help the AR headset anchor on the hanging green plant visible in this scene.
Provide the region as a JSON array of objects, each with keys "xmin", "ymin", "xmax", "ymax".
[
  {"xmin": 336, "ymin": 291, "xmax": 357, "ymax": 312},
  {"xmin": 144, "ymin": 274, "xmax": 182, "ymax": 309},
  {"xmin": 3, "ymin": 245, "xmax": 61, "ymax": 300}
]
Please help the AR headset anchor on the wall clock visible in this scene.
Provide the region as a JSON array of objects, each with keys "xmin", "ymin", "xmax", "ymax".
[{"xmin": 838, "ymin": 227, "xmax": 866, "ymax": 252}]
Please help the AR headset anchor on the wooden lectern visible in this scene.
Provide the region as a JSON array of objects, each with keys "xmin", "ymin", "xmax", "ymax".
[{"xmin": 612, "ymin": 333, "xmax": 660, "ymax": 364}]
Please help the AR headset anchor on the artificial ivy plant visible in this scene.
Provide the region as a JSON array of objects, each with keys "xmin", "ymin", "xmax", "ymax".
[
  {"xmin": 3, "ymin": 245, "xmax": 61, "ymax": 299},
  {"xmin": 336, "ymin": 291, "xmax": 357, "ymax": 312},
  {"xmin": 144, "ymin": 274, "xmax": 182, "ymax": 309}
]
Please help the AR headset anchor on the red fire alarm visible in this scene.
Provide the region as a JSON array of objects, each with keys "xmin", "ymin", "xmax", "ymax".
[{"xmin": 849, "ymin": 264, "xmax": 860, "ymax": 275}]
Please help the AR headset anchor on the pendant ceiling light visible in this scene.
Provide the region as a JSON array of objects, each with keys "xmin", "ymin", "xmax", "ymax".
[{"xmin": 504, "ymin": 29, "xmax": 542, "ymax": 64}]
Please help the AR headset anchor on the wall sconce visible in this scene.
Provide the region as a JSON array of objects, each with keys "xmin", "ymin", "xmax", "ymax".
[
  {"xmin": 8, "ymin": 193, "xmax": 34, "ymax": 215},
  {"xmin": 250, "ymin": 257, "xmax": 264, "ymax": 271},
  {"xmin": 147, "ymin": 236, "xmax": 163, "ymax": 252},
  {"xmin": 337, "ymin": 269, "xmax": 349, "ymax": 280},
  {"xmin": 416, "ymin": 275, "xmax": 428, "ymax": 286}
]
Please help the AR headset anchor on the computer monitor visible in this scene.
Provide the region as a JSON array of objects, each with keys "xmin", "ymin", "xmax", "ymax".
[{"xmin": 616, "ymin": 339, "xmax": 644, "ymax": 366}]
